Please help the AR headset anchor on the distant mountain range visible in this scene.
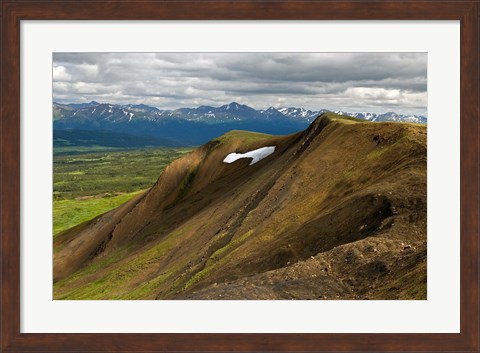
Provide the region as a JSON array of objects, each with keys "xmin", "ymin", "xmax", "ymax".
[{"xmin": 53, "ymin": 101, "xmax": 427, "ymax": 146}]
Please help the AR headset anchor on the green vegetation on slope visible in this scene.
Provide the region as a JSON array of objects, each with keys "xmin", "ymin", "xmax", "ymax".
[
  {"xmin": 213, "ymin": 130, "xmax": 272, "ymax": 144},
  {"xmin": 53, "ymin": 147, "xmax": 193, "ymax": 237},
  {"xmin": 53, "ymin": 191, "xmax": 144, "ymax": 236}
]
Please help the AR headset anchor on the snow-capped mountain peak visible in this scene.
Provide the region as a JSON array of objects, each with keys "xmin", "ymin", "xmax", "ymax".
[{"xmin": 53, "ymin": 101, "xmax": 427, "ymax": 126}]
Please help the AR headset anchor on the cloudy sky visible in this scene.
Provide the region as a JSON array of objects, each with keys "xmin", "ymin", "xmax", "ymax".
[{"xmin": 53, "ymin": 53, "xmax": 427, "ymax": 115}]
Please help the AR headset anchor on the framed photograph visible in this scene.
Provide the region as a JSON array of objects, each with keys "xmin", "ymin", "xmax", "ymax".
[{"xmin": 1, "ymin": 1, "xmax": 478, "ymax": 352}]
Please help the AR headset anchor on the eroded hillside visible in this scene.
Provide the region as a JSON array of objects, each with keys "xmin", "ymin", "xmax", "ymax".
[{"xmin": 54, "ymin": 113, "xmax": 427, "ymax": 300}]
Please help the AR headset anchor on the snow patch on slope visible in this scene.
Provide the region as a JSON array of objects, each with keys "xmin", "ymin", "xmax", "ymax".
[{"xmin": 223, "ymin": 146, "xmax": 276, "ymax": 166}]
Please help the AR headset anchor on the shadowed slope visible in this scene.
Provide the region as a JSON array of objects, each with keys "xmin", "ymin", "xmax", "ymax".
[{"xmin": 54, "ymin": 113, "xmax": 427, "ymax": 300}]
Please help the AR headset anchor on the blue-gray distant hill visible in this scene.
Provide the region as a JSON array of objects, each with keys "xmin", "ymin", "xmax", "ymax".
[
  {"xmin": 54, "ymin": 129, "xmax": 179, "ymax": 150},
  {"xmin": 53, "ymin": 101, "xmax": 427, "ymax": 147}
]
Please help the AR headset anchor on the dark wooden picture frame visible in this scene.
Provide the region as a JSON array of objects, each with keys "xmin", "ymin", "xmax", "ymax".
[{"xmin": 1, "ymin": 1, "xmax": 479, "ymax": 352}]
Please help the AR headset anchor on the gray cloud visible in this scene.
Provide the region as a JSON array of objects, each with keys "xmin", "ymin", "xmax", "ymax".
[{"xmin": 53, "ymin": 53, "xmax": 427, "ymax": 115}]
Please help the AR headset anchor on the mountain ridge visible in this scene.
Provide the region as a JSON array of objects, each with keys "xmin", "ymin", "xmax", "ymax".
[
  {"xmin": 54, "ymin": 100, "xmax": 427, "ymax": 124},
  {"xmin": 53, "ymin": 113, "xmax": 427, "ymax": 300}
]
